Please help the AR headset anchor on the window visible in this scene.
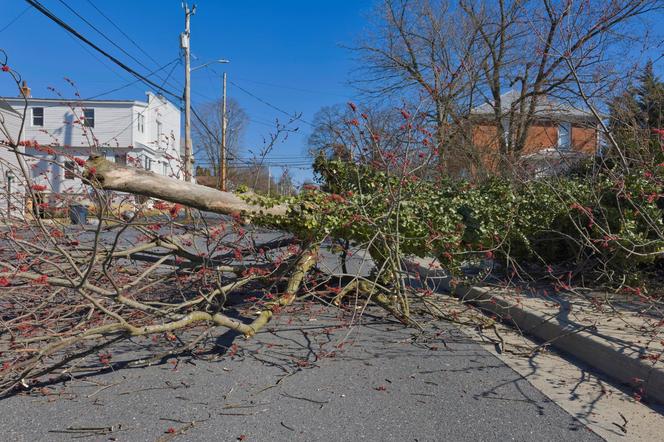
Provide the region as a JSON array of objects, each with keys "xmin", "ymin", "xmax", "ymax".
[
  {"xmin": 162, "ymin": 162, "xmax": 168, "ymax": 176},
  {"xmin": 137, "ymin": 113, "xmax": 145, "ymax": 133},
  {"xmin": 558, "ymin": 122, "xmax": 571, "ymax": 150},
  {"xmin": 144, "ymin": 156, "xmax": 152, "ymax": 171},
  {"xmin": 64, "ymin": 161, "xmax": 76, "ymax": 179},
  {"xmin": 82, "ymin": 109, "xmax": 95, "ymax": 128},
  {"xmin": 501, "ymin": 118, "xmax": 510, "ymax": 144},
  {"xmin": 32, "ymin": 107, "xmax": 44, "ymax": 126},
  {"xmin": 114, "ymin": 154, "xmax": 127, "ymax": 166},
  {"xmin": 156, "ymin": 120, "xmax": 162, "ymax": 144}
]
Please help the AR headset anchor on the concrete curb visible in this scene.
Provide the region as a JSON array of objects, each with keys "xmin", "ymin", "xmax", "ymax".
[{"xmin": 405, "ymin": 260, "xmax": 664, "ymax": 406}]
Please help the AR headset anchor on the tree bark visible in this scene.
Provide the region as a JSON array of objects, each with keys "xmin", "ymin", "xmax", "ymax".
[{"xmin": 84, "ymin": 156, "xmax": 287, "ymax": 217}]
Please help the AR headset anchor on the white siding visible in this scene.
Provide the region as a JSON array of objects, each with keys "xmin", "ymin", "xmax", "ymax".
[
  {"xmin": 0, "ymin": 152, "xmax": 26, "ymax": 218},
  {"xmin": 0, "ymin": 94, "xmax": 182, "ymax": 212},
  {"xmin": 0, "ymin": 106, "xmax": 27, "ymax": 216},
  {"xmin": 133, "ymin": 93, "xmax": 182, "ymax": 178},
  {"xmin": 5, "ymin": 100, "xmax": 135, "ymax": 149}
]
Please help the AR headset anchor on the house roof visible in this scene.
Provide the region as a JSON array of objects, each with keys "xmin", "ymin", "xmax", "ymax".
[
  {"xmin": 0, "ymin": 99, "xmax": 21, "ymax": 115},
  {"xmin": 0, "ymin": 91, "xmax": 175, "ymax": 107},
  {"xmin": 0, "ymin": 96, "xmax": 144, "ymax": 106},
  {"xmin": 470, "ymin": 90, "xmax": 596, "ymax": 120}
]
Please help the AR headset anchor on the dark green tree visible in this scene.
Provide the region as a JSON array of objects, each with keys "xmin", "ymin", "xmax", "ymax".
[
  {"xmin": 636, "ymin": 61, "xmax": 664, "ymax": 130},
  {"xmin": 609, "ymin": 61, "xmax": 664, "ymax": 165}
]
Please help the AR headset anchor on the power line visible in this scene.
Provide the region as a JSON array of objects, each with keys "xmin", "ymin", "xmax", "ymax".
[
  {"xmin": 0, "ymin": 4, "xmax": 32, "ymax": 34},
  {"xmin": 228, "ymin": 79, "xmax": 314, "ymax": 127},
  {"xmin": 188, "ymin": 94, "xmax": 281, "ymax": 128},
  {"xmin": 56, "ymin": 0, "xmax": 151, "ymax": 72},
  {"xmin": 236, "ymin": 155, "xmax": 312, "ymax": 159},
  {"xmin": 189, "ymin": 107, "xmax": 311, "ymax": 166},
  {"xmin": 84, "ymin": 0, "xmax": 163, "ymax": 70},
  {"xmin": 161, "ymin": 59, "xmax": 181, "ymax": 88},
  {"xmin": 88, "ymin": 60, "xmax": 182, "ymax": 147},
  {"xmin": 198, "ymin": 166, "xmax": 313, "ymax": 172},
  {"xmin": 198, "ymin": 165, "xmax": 312, "ymax": 170},
  {"xmin": 190, "ymin": 106, "xmax": 252, "ymax": 165},
  {"xmin": 23, "ymin": 0, "xmax": 263, "ymax": 171},
  {"xmin": 84, "ymin": 0, "xmax": 184, "ymax": 92},
  {"xmin": 190, "ymin": 76, "xmax": 304, "ymax": 128},
  {"xmin": 25, "ymin": 0, "xmax": 312, "ymax": 172},
  {"xmin": 25, "ymin": 0, "xmax": 181, "ymax": 101},
  {"xmin": 62, "ymin": 28, "xmax": 134, "ymax": 85},
  {"xmin": 232, "ymin": 76, "xmax": 351, "ymax": 99},
  {"xmin": 85, "ymin": 58, "xmax": 180, "ymax": 100},
  {"xmin": 98, "ymin": 100, "xmax": 170, "ymax": 145},
  {"xmin": 197, "ymin": 159, "xmax": 313, "ymax": 167},
  {"xmin": 55, "ymin": 0, "xmax": 181, "ymax": 95},
  {"xmin": 248, "ymin": 118, "xmax": 280, "ymax": 128}
]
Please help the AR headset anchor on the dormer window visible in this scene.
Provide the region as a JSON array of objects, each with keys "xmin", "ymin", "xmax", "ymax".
[{"xmin": 32, "ymin": 107, "xmax": 44, "ymax": 126}]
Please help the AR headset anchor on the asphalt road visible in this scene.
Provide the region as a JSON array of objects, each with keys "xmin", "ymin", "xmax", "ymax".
[
  {"xmin": 0, "ymin": 220, "xmax": 602, "ymax": 440},
  {"xmin": 1, "ymin": 307, "xmax": 601, "ymax": 441}
]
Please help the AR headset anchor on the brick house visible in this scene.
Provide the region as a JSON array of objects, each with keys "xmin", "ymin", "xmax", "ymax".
[{"xmin": 469, "ymin": 90, "xmax": 600, "ymax": 177}]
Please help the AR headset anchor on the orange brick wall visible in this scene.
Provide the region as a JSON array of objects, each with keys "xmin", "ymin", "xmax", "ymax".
[
  {"xmin": 472, "ymin": 121, "xmax": 597, "ymax": 154},
  {"xmin": 571, "ymin": 126, "xmax": 597, "ymax": 153},
  {"xmin": 471, "ymin": 124, "xmax": 500, "ymax": 172},
  {"xmin": 472, "ymin": 124, "xmax": 500, "ymax": 150},
  {"xmin": 470, "ymin": 120, "xmax": 598, "ymax": 176},
  {"xmin": 521, "ymin": 122, "xmax": 558, "ymax": 154}
]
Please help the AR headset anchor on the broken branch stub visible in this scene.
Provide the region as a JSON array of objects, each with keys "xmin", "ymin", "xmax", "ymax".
[{"xmin": 84, "ymin": 156, "xmax": 287, "ymax": 218}]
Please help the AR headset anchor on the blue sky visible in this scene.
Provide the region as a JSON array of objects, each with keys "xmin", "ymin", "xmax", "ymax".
[
  {"xmin": 0, "ymin": 0, "xmax": 375, "ymax": 184},
  {"xmin": 2, "ymin": 1, "xmax": 662, "ymax": 185}
]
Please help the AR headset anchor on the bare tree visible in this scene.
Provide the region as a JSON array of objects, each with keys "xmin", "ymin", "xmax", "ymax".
[
  {"xmin": 308, "ymin": 102, "xmax": 410, "ymax": 164},
  {"xmin": 192, "ymin": 98, "xmax": 248, "ymax": 179},
  {"xmin": 354, "ymin": 0, "xmax": 484, "ymax": 172},
  {"xmin": 355, "ymin": 0, "xmax": 662, "ymax": 176},
  {"xmin": 308, "ymin": 104, "xmax": 356, "ymax": 160},
  {"xmin": 277, "ymin": 167, "xmax": 295, "ymax": 196}
]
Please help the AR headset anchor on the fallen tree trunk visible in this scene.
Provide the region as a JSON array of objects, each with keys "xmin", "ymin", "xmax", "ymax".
[
  {"xmin": 0, "ymin": 156, "xmax": 419, "ymax": 396},
  {"xmin": 85, "ymin": 155, "xmax": 288, "ymax": 217}
]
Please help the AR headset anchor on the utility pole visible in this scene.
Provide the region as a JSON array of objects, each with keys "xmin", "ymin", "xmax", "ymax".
[
  {"xmin": 220, "ymin": 72, "xmax": 227, "ymax": 191},
  {"xmin": 267, "ymin": 168, "xmax": 271, "ymax": 196},
  {"xmin": 188, "ymin": 59, "xmax": 229, "ymax": 187},
  {"xmin": 181, "ymin": 3, "xmax": 195, "ymax": 182}
]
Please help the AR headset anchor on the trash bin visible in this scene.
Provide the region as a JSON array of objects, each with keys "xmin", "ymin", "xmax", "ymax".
[{"xmin": 69, "ymin": 204, "xmax": 88, "ymax": 225}]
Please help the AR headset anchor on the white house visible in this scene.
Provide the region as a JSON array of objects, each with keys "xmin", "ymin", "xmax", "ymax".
[
  {"xmin": 0, "ymin": 86, "xmax": 182, "ymax": 209},
  {"xmin": 0, "ymin": 148, "xmax": 24, "ymax": 219},
  {"xmin": 0, "ymin": 99, "xmax": 27, "ymax": 218}
]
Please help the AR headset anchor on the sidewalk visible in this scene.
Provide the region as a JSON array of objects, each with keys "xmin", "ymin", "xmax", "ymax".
[{"xmin": 406, "ymin": 256, "xmax": 664, "ymax": 405}]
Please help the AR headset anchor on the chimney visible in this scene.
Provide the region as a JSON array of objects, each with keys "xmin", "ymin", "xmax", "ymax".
[{"xmin": 20, "ymin": 81, "xmax": 31, "ymax": 98}]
